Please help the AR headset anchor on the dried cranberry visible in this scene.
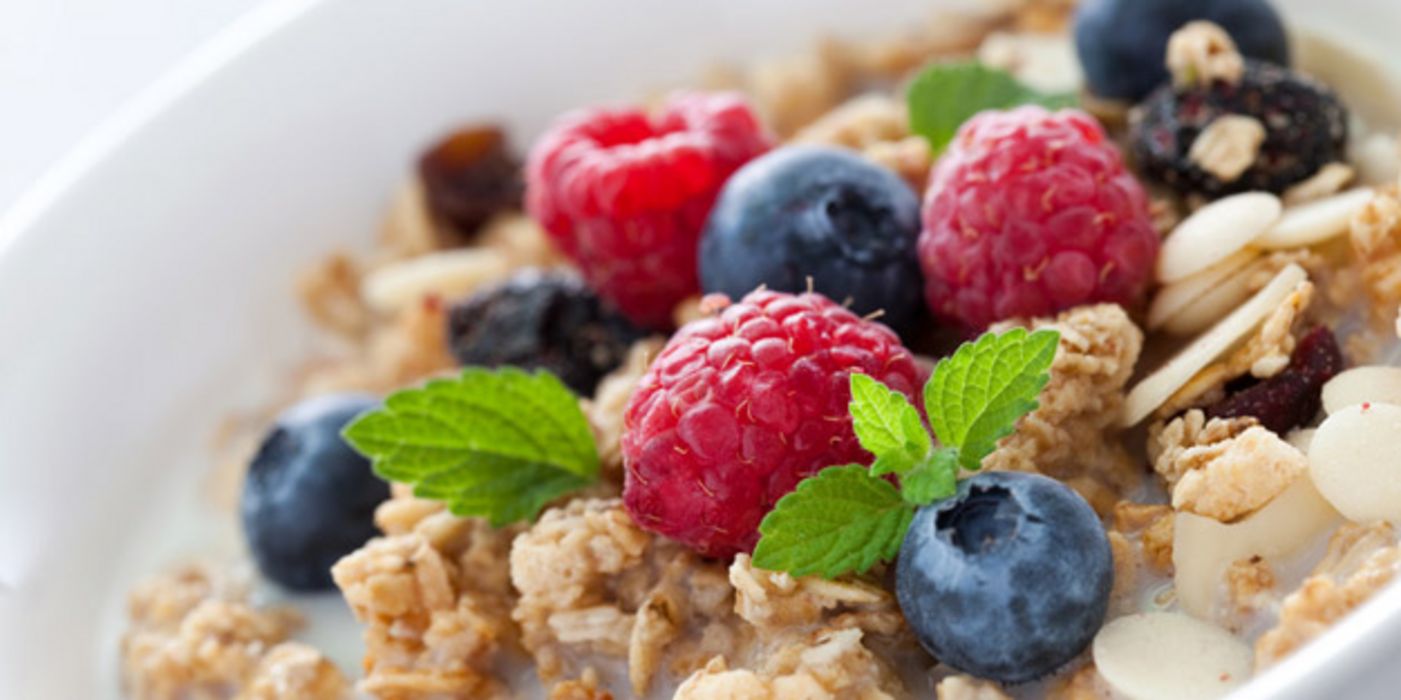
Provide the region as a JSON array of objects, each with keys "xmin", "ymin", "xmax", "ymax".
[
  {"xmin": 1205, "ymin": 326, "xmax": 1344, "ymax": 434},
  {"xmin": 418, "ymin": 125, "xmax": 524, "ymax": 242}
]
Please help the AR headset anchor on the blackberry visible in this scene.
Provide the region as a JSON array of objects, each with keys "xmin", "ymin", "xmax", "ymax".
[
  {"xmin": 1131, "ymin": 61, "xmax": 1348, "ymax": 198},
  {"xmin": 418, "ymin": 125, "xmax": 524, "ymax": 243},
  {"xmin": 446, "ymin": 270, "xmax": 643, "ymax": 395}
]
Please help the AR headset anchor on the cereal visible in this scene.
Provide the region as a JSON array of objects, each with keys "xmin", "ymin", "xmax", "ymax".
[
  {"xmin": 1173, "ymin": 477, "xmax": 1341, "ymax": 618},
  {"xmin": 1092, "ymin": 613, "xmax": 1252, "ymax": 700},
  {"xmin": 1321, "ymin": 365, "xmax": 1401, "ymax": 414},
  {"xmin": 1152, "ymin": 410, "xmax": 1308, "ymax": 522},
  {"xmin": 1122, "ymin": 264, "xmax": 1308, "ymax": 426},
  {"xmin": 1189, "ymin": 115, "xmax": 1267, "ymax": 183},
  {"xmin": 1256, "ymin": 188, "xmax": 1375, "ymax": 249},
  {"xmin": 360, "ymin": 247, "xmax": 512, "ymax": 315},
  {"xmin": 1156, "ymin": 192, "xmax": 1282, "ymax": 283},
  {"xmin": 1308, "ymin": 402, "xmax": 1401, "ymax": 524}
]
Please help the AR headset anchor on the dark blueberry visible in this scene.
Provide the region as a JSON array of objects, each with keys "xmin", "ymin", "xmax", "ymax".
[
  {"xmin": 896, "ymin": 471, "xmax": 1112, "ymax": 683},
  {"xmin": 1074, "ymin": 0, "xmax": 1290, "ymax": 102},
  {"xmin": 241, "ymin": 394, "xmax": 388, "ymax": 591},
  {"xmin": 446, "ymin": 269, "xmax": 644, "ymax": 396},
  {"xmin": 698, "ymin": 146, "xmax": 925, "ymax": 338},
  {"xmin": 1131, "ymin": 61, "xmax": 1348, "ymax": 198},
  {"xmin": 418, "ymin": 125, "xmax": 523, "ymax": 244},
  {"xmin": 1206, "ymin": 325, "xmax": 1344, "ymax": 434}
]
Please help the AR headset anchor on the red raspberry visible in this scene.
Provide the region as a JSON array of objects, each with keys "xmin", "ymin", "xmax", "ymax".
[
  {"xmin": 918, "ymin": 106, "xmax": 1159, "ymax": 330},
  {"xmin": 620, "ymin": 290, "xmax": 923, "ymax": 558},
  {"xmin": 526, "ymin": 92, "xmax": 772, "ymax": 328}
]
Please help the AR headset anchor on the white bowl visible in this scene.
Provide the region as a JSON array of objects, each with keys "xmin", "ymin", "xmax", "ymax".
[{"xmin": 3, "ymin": 0, "xmax": 1401, "ymax": 697}]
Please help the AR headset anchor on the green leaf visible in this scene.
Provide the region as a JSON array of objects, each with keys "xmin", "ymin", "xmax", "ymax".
[
  {"xmin": 924, "ymin": 328, "xmax": 1060, "ymax": 471},
  {"xmin": 900, "ymin": 448, "xmax": 960, "ymax": 505},
  {"xmin": 906, "ymin": 62, "xmax": 1079, "ymax": 153},
  {"xmin": 850, "ymin": 373, "xmax": 931, "ymax": 477},
  {"xmin": 342, "ymin": 367, "xmax": 599, "ymax": 525},
  {"xmin": 752, "ymin": 466, "xmax": 915, "ymax": 579}
]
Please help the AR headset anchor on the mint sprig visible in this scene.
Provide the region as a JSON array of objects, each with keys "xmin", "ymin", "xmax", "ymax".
[
  {"xmin": 342, "ymin": 367, "xmax": 598, "ymax": 526},
  {"xmin": 750, "ymin": 466, "xmax": 914, "ymax": 579},
  {"xmin": 752, "ymin": 329, "xmax": 1060, "ymax": 578},
  {"xmin": 907, "ymin": 62, "xmax": 1079, "ymax": 154}
]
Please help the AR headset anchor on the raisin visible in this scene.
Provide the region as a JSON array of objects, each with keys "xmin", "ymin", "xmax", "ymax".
[
  {"xmin": 445, "ymin": 269, "xmax": 644, "ymax": 395},
  {"xmin": 1205, "ymin": 326, "xmax": 1344, "ymax": 434},
  {"xmin": 417, "ymin": 125, "xmax": 524, "ymax": 243}
]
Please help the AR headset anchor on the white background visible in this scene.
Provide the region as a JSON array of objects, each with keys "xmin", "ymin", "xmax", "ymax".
[{"xmin": 0, "ymin": 0, "xmax": 263, "ymax": 215}]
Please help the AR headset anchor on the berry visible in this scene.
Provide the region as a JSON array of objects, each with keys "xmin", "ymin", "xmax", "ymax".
[
  {"xmin": 896, "ymin": 471, "xmax": 1112, "ymax": 683},
  {"xmin": 1206, "ymin": 325, "xmax": 1344, "ymax": 434},
  {"xmin": 418, "ymin": 125, "xmax": 523, "ymax": 243},
  {"xmin": 1131, "ymin": 61, "xmax": 1349, "ymax": 198},
  {"xmin": 446, "ymin": 269, "xmax": 644, "ymax": 396},
  {"xmin": 621, "ymin": 290, "xmax": 922, "ymax": 558},
  {"xmin": 241, "ymin": 394, "xmax": 388, "ymax": 591},
  {"xmin": 1074, "ymin": 0, "xmax": 1290, "ymax": 102},
  {"xmin": 526, "ymin": 92, "xmax": 772, "ymax": 328},
  {"xmin": 918, "ymin": 107, "xmax": 1159, "ymax": 331},
  {"xmin": 699, "ymin": 146, "xmax": 925, "ymax": 338}
]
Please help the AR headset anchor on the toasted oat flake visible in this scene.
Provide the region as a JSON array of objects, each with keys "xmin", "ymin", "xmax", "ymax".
[
  {"xmin": 1189, "ymin": 115, "xmax": 1266, "ymax": 183},
  {"xmin": 1153, "ymin": 410, "xmax": 1308, "ymax": 523},
  {"xmin": 1166, "ymin": 21, "xmax": 1245, "ymax": 88}
]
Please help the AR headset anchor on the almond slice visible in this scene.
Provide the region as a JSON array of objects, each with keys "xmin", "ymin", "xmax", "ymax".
[
  {"xmin": 1159, "ymin": 255, "xmax": 1268, "ymax": 336},
  {"xmin": 1321, "ymin": 366, "xmax": 1401, "ymax": 414},
  {"xmin": 1174, "ymin": 476, "xmax": 1340, "ymax": 618},
  {"xmin": 1157, "ymin": 192, "xmax": 1282, "ymax": 283},
  {"xmin": 1094, "ymin": 613, "xmax": 1253, "ymax": 700},
  {"xmin": 1309, "ymin": 402, "xmax": 1401, "ymax": 524},
  {"xmin": 1255, "ymin": 188, "xmax": 1375, "ymax": 249},
  {"xmin": 1122, "ymin": 264, "xmax": 1308, "ymax": 426},
  {"xmin": 361, "ymin": 248, "xmax": 511, "ymax": 314},
  {"xmin": 1147, "ymin": 248, "xmax": 1259, "ymax": 331}
]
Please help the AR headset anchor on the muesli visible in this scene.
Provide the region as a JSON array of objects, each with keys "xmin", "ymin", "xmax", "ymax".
[{"xmin": 118, "ymin": 0, "xmax": 1401, "ymax": 697}]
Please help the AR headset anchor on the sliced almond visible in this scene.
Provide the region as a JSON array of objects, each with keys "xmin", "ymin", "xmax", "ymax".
[
  {"xmin": 1321, "ymin": 366, "xmax": 1401, "ymax": 414},
  {"xmin": 1147, "ymin": 248, "xmax": 1258, "ymax": 331},
  {"xmin": 1309, "ymin": 402, "xmax": 1401, "ymax": 524},
  {"xmin": 1093, "ymin": 612, "xmax": 1253, "ymax": 700},
  {"xmin": 1157, "ymin": 192, "xmax": 1282, "ymax": 283},
  {"xmin": 1122, "ymin": 264, "xmax": 1308, "ymax": 426},
  {"xmin": 1174, "ymin": 476, "xmax": 1340, "ymax": 618},
  {"xmin": 1255, "ymin": 188, "xmax": 1375, "ymax": 249},
  {"xmin": 361, "ymin": 248, "xmax": 511, "ymax": 314},
  {"xmin": 1159, "ymin": 255, "xmax": 1267, "ymax": 336}
]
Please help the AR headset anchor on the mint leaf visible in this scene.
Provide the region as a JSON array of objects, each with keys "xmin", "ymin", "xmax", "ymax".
[
  {"xmin": 752, "ymin": 466, "xmax": 915, "ymax": 579},
  {"xmin": 924, "ymin": 328, "xmax": 1060, "ymax": 471},
  {"xmin": 850, "ymin": 373, "xmax": 931, "ymax": 476},
  {"xmin": 900, "ymin": 448, "xmax": 960, "ymax": 505},
  {"xmin": 907, "ymin": 62, "xmax": 1079, "ymax": 153},
  {"xmin": 342, "ymin": 367, "xmax": 598, "ymax": 525}
]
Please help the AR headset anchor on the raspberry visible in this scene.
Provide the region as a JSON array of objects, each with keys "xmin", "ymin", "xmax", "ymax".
[
  {"xmin": 917, "ymin": 107, "xmax": 1159, "ymax": 331},
  {"xmin": 526, "ymin": 92, "xmax": 772, "ymax": 328},
  {"xmin": 620, "ymin": 290, "xmax": 923, "ymax": 558},
  {"xmin": 1205, "ymin": 326, "xmax": 1344, "ymax": 435}
]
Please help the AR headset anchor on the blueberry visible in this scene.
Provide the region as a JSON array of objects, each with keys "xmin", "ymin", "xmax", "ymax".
[
  {"xmin": 241, "ymin": 394, "xmax": 388, "ymax": 591},
  {"xmin": 896, "ymin": 471, "xmax": 1112, "ymax": 683},
  {"xmin": 1074, "ymin": 0, "xmax": 1290, "ymax": 101},
  {"xmin": 699, "ymin": 146, "xmax": 925, "ymax": 337}
]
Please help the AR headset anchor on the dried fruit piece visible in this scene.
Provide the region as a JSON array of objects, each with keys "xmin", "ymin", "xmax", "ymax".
[
  {"xmin": 445, "ymin": 270, "xmax": 645, "ymax": 396},
  {"xmin": 1309, "ymin": 402, "xmax": 1401, "ymax": 524},
  {"xmin": 1204, "ymin": 326, "xmax": 1344, "ymax": 435},
  {"xmin": 1322, "ymin": 366, "xmax": 1401, "ymax": 415},
  {"xmin": 1256, "ymin": 188, "xmax": 1375, "ymax": 250},
  {"xmin": 418, "ymin": 125, "xmax": 524, "ymax": 241},
  {"xmin": 1156, "ymin": 192, "xmax": 1280, "ymax": 283},
  {"xmin": 1093, "ymin": 613, "xmax": 1252, "ymax": 700}
]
